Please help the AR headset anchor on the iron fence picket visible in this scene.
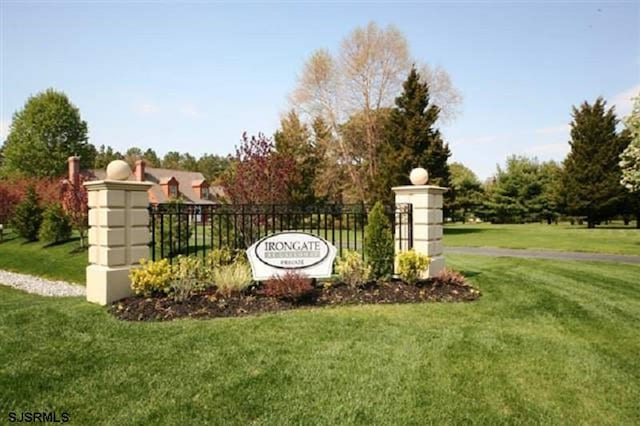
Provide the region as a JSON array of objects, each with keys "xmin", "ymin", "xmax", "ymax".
[{"xmin": 148, "ymin": 203, "xmax": 413, "ymax": 263}]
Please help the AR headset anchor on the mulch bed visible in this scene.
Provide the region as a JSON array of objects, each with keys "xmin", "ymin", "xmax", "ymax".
[{"xmin": 110, "ymin": 278, "xmax": 481, "ymax": 321}]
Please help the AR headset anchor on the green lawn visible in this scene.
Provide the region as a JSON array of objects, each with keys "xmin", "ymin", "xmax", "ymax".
[
  {"xmin": 0, "ymin": 230, "xmax": 87, "ymax": 284},
  {"xmin": 1, "ymin": 254, "xmax": 639, "ymax": 424},
  {"xmin": 445, "ymin": 223, "xmax": 640, "ymax": 255}
]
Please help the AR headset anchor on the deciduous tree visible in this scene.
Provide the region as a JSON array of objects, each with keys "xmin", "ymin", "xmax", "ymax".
[
  {"xmin": 620, "ymin": 94, "xmax": 640, "ymax": 192},
  {"xmin": 290, "ymin": 22, "xmax": 461, "ymax": 204},
  {"xmin": 1, "ymin": 89, "xmax": 96, "ymax": 177},
  {"xmin": 61, "ymin": 175, "xmax": 89, "ymax": 248},
  {"xmin": 221, "ymin": 132, "xmax": 299, "ymax": 205}
]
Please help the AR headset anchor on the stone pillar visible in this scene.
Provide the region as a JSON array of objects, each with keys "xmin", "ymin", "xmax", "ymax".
[
  {"xmin": 393, "ymin": 183, "xmax": 447, "ymax": 278},
  {"xmin": 84, "ymin": 161, "xmax": 152, "ymax": 305}
]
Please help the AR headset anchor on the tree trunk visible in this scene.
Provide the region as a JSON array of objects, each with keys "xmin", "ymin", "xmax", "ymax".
[{"xmin": 587, "ymin": 220, "xmax": 596, "ymax": 229}]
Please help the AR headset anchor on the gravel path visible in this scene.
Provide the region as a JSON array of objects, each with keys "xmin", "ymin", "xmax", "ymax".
[
  {"xmin": 0, "ymin": 269, "xmax": 85, "ymax": 297},
  {"xmin": 446, "ymin": 247, "xmax": 640, "ymax": 264}
]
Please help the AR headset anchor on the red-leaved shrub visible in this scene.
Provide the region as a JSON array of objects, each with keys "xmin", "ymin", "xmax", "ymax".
[
  {"xmin": 259, "ymin": 271, "xmax": 314, "ymax": 301},
  {"xmin": 433, "ymin": 268, "xmax": 468, "ymax": 287},
  {"xmin": 0, "ymin": 177, "xmax": 62, "ymax": 225}
]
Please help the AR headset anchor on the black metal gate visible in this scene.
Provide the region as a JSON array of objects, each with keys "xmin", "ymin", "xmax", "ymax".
[{"xmin": 149, "ymin": 203, "xmax": 412, "ymax": 262}]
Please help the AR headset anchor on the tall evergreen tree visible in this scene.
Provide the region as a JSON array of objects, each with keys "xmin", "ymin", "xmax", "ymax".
[
  {"xmin": 162, "ymin": 151, "xmax": 181, "ymax": 169},
  {"xmin": 10, "ymin": 186, "xmax": 43, "ymax": 241},
  {"xmin": 197, "ymin": 154, "xmax": 231, "ymax": 184},
  {"xmin": 385, "ymin": 67, "xmax": 451, "ymax": 201},
  {"xmin": 449, "ymin": 162, "xmax": 484, "ymax": 222},
  {"xmin": 274, "ymin": 110, "xmax": 319, "ymax": 204},
  {"xmin": 562, "ymin": 98, "xmax": 629, "ymax": 228},
  {"xmin": 94, "ymin": 145, "xmax": 123, "ymax": 169},
  {"xmin": 143, "ymin": 148, "xmax": 161, "ymax": 167}
]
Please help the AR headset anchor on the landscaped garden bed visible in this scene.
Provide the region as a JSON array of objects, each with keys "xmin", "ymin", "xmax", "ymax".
[{"xmin": 110, "ymin": 276, "xmax": 481, "ymax": 321}]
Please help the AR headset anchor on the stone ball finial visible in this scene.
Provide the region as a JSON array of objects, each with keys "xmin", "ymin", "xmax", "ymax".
[
  {"xmin": 106, "ymin": 160, "xmax": 131, "ymax": 181},
  {"xmin": 409, "ymin": 167, "xmax": 429, "ymax": 185}
]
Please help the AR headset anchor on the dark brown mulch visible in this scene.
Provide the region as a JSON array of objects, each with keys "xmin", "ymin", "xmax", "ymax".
[{"xmin": 109, "ymin": 279, "xmax": 481, "ymax": 322}]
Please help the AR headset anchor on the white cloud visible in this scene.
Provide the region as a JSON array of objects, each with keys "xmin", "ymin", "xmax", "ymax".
[
  {"xmin": 180, "ymin": 103, "xmax": 202, "ymax": 118},
  {"xmin": 134, "ymin": 102, "xmax": 160, "ymax": 115},
  {"xmin": 0, "ymin": 119, "xmax": 9, "ymax": 140},
  {"xmin": 611, "ymin": 84, "xmax": 640, "ymax": 117}
]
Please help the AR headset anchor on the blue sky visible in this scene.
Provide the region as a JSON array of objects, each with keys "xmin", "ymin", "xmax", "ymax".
[{"xmin": 1, "ymin": 1, "xmax": 638, "ymax": 180}]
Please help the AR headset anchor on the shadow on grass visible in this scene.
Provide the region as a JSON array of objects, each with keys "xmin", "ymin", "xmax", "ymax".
[
  {"xmin": 43, "ymin": 236, "xmax": 81, "ymax": 249},
  {"xmin": 443, "ymin": 227, "xmax": 487, "ymax": 235},
  {"xmin": 69, "ymin": 246, "xmax": 88, "ymax": 255},
  {"xmin": 459, "ymin": 270, "xmax": 482, "ymax": 279}
]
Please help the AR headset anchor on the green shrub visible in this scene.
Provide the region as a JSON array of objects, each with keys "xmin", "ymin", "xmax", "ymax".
[
  {"xmin": 335, "ymin": 250, "xmax": 371, "ymax": 288},
  {"xmin": 206, "ymin": 247, "xmax": 236, "ymax": 269},
  {"xmin": 212, "ymin": 262, "xmax": 253, "ymax": 296},
  {"xmin": 259, "ymin": 271, "xmax": 314, "ymax": 302},
  {"xmin": 364, "ymin": 201, "xmax": 394, "ymax": 279},
  {"xmin": 130, "ymin": 258, "xmax": 173, "ymax": 296},
  {"xmin": 38, "ymin": 203, "xmax": 72, "ymax": 244},
  {"xmin": 171, "ymin": 256, "xmax": 209, "ymax": 302},
  {"xmin": 396, "ymin": 250, "xmax": 431, "ymax": 285},
  {"xmin": 11, "ymin": 186, "xmax": 43, "ymax": 241}
]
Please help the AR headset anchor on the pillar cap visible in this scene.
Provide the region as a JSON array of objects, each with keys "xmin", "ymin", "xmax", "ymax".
[
  {"xmin": 392, "ymin": 185, "xmax": 448, "ymax": 194},
  {"xmin": 84, "ymin": 180, "xmax": 153, "ymax": 191}
]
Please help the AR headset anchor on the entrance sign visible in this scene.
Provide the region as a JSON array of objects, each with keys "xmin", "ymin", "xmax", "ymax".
[{"xmin": 247, "ymin": 232, "xmax": 337, "ymax": 280}]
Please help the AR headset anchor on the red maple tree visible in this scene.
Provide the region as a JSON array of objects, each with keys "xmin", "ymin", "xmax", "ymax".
[
  {"xmin": 222, "ymin": 132, "xmax": 299, "ymax": 205},
  {"xmin": 60, "ymin": 175, "xmax": 89, "ymax": 248}
]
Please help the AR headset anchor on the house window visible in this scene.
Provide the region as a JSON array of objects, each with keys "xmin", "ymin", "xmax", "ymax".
[
  {"xmin": 169, "ymin": 184, "xmax": 178, "ymax": 198},
  {"xmin": 201, "ymin": 187, "xmax": 209, "ymax": 200}
]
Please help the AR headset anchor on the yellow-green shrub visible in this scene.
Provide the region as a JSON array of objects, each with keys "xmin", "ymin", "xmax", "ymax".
[
  {"xmin": 130, "ymin": 258, "xmax": 172, "ymax": 296},
  {"xmin": 335, "ymin": 250, "xmax": 371, "ymax": 288},
  {"xmin": 212, "ymin": 262, "xmax": 253, "ymax": 296},
  {"xmin": 396, "ymin": 250, "xmax": 431, "ymax": 285},
  {"xmin": 171, "ymin": 255, "xmax": 209, "ymax": 301},
  {"xmin": 206, "ymin": 247, "xmax": 248, "ymax": 269}
]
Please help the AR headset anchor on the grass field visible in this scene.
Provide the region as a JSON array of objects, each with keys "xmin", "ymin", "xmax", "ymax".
[
  {"xmin": 1, "ymin": 254, "xmax": 639, "ymax": 424},
  {"xmin": 0, "ymin": 230, "xmax": 87, "ymax": 283},
  {"xmin": 445, "ymin": 223, "xmax": 640, "ymax": 255}
]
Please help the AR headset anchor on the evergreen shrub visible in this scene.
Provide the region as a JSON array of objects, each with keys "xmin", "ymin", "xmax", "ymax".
[
  {"xmin": 38, "ymin": 203, "xmax": 72, "ymax": 244},
  {"xmin": 364, "ymin": 201, "xmax": 394, "ymax": 279},
  {"xmin": 10, "ymin": 186, "xmax": 43, "ymax": 241}
]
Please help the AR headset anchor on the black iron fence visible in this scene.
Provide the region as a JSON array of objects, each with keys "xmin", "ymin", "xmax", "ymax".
[{"xmin": 149, "ymin": 202, "xmax": 412, "ymax": 262}]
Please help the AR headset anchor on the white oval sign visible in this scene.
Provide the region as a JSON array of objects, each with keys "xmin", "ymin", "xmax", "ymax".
[
  {"xmin": 246, "ymin": 232, "xmax": 338, "ymax": 281},
  {"xmin": 254, "ymin": 232, "xmax": 330, "ymax": 269}
]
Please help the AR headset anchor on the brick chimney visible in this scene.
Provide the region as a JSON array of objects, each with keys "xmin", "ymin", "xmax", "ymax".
[
  {"xmin": 135, "ymin": 159, "xmax": 146, "ymax": 182},
  {"xmin": 68, "ymin": 156, "xmax": 80, "ymax": 188}
]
